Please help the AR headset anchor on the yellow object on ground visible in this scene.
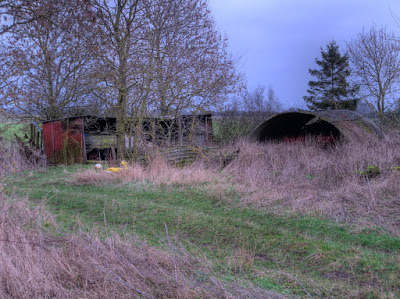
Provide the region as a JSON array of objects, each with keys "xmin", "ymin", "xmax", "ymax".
[
  {"xmin": 106, "ymin": 161, "xmax": 128, "ymax": 173},
  {"xmin": 0, "ymin": 184, "xmax": 7, "ymax": 194}
]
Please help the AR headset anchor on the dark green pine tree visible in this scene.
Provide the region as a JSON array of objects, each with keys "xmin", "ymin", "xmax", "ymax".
[{"xmin": 303, "ymin": 40, "xmax": 360, "ymax": 110}]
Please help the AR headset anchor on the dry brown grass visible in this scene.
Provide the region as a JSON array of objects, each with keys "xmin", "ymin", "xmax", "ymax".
[
  {"xmin": 226, "ymin": 131, "xmax": 400, "ymax": 234},
  {"xmin": 0, "ymin": 141, "xmax": 46, "ymax": 180},
  {"xmin": 0, "ymin": 194, "xmax": 282, "ymax": 299},
  {"xmin": 73, "ymin": 131, "xmax": 400, "ymax": 234},
  {"xmin": 4, "ymin": 134, "xmax": 400, "ymax": 297},
  {"xmin": 75, "ymin": 157, "xmax": 221, "ymax": 188},
  {"xmin": 0, "ymin": 143, "xmax": 281, "ymax": 298}
]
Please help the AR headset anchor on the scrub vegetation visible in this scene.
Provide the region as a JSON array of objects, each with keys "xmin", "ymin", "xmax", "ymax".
[
  {"xmin": 1, "ymin": 1, "xmax": 400, "ymax": 297},
  {"xmin": 2, "ymin": 131, "xmax": 400, "ymax": 298},
  {"xmin": 0, "ymin": 121, "xmax": 30, "ymax": 143}
]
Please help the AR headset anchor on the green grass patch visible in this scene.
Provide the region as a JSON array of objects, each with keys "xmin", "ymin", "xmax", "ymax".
[
  {"xmin": 8, "ymin": 166, "xmax": 400, "ymax": 297},
  {"xmin": 0, "ymin": 121, "xmax": 30, "ymax": 143}
]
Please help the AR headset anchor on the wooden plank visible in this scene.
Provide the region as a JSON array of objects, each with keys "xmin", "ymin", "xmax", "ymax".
[
  {"xmin": 30, "ymin": 124, "xmax": 34, "ymax": 146},
  {"xmin": 81, "ymin": 118, "xmax": 87, "ymax": 163},
  {"xmin": 111, "ymin": 147, "xmax": 116, "ymax": 161},
  {"xmin": 85, "ymin": 135, "xmax": 117, "ymax": 151}
]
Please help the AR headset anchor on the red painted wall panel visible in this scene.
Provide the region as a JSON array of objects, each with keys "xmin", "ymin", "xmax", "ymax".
[
  {"xmin": 42, "ymin": 118, "xmax": 84, "ymax": 164},
  {"xmin": 42, "ymin": 122, "xmax": 55, "ymax": 159}
]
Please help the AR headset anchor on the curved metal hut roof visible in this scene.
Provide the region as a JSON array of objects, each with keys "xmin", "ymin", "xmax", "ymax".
[{"xmin": 250, "ymin": 110, "xmax": 383, "ymax": 142}]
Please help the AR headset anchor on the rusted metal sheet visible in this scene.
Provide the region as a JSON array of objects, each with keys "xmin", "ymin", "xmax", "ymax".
[
  {"xmin": 42, "ymin": 117, "xmax": 84, "ymax": 164},
  {"xmin": 42, "ymin": 122, "xmax": 52, "ymax": 158}
]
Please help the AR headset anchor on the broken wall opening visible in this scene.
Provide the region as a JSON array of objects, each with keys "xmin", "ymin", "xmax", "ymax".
[{"xmin": 84, "ymin": 117, "xmax": 117, "ymax": 161}]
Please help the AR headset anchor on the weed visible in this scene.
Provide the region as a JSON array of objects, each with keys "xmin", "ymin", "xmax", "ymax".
[
  {"xmin": 5, "ymin": 130, "xmax": 400, "ymax": 297},
  {"xmin": 0, "ymin": 194, "xmax": 281, "ymax": 298},
  {"xmin": 9, "ymin": 165, "xmax": 400, "ymax": 297},
  {"xmin": 226, "ymin": 134, "xmax": 400, "ymax": 233}
]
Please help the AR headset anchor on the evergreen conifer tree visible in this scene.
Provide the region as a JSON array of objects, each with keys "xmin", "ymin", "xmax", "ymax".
[{"xmin": 304, "ymin": 41, "xmax": 359, "ymax": 110}]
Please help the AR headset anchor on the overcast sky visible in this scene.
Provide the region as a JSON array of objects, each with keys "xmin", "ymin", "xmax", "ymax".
[{"xmin": 208, "ymin": 0, "xmax": 400, "ymax": 109}]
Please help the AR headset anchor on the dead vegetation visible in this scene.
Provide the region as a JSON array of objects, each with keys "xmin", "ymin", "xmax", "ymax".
[
  {"xmin": 75, "ymin": 130, "xmax": 400, "ymax": 234},
  {"xmin": 75, "ymin": 157, "xmax": 221, "ymax": 187},
  {"xmin": 0, "ymin": 195, "xmax": 281, "ymax": 299},
  {"xmin": 0, "ymin": 139, "xmax": 284, "ymax": 298},
  {"xmin": 3, "ymin": 131, "xmax": 400, "ymax": 297},
  {"xmin": 226, "ymin": 131, "xmax": 400, "ymax": 234},
  {"xmin": 0, "ymin": 138, "xmax": 46, "ymax": 179}
]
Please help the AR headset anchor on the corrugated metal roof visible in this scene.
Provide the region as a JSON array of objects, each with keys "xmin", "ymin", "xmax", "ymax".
[
  {"xmin": 42, "ymin": 112, "xmax": 213, "ymax": 123},
  {"xmin": 250, "ymin": 110, "xmax": 383, "ymax": 142},
  {"xmin": 42, "ymin": 115, "xmax": 114, "ymax": 123}
]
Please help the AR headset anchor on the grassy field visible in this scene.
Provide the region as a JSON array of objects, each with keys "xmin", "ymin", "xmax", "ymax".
[
  {"xmin": 0, "ymin": 121, "xmax": 31, "ymax": 142},
  {"xmin": 8, "ymin": 163, "xmax": 400, "ymax": 298}
]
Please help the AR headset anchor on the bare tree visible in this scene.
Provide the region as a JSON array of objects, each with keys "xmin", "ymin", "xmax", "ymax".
[
  {"xmin": 216, "ymin": 85, "xmax": 282, "ymax": 143},
  {"xmin": 0, "ymin": 0, "xmax": 96, "ymax": 120},
  {"xmin": 92, "ymin": 0, "xmax": 240, "ymax": 149},
  {"xmin": 89, "ymin": 0, "xmax": 149, "ymax": 158},
  {"xmin": 347, "ymin": 26, "xmax": 400, "ymax": 114},
  {"xmin": 142, "ymin": 0, "xmax": 240, "ymax": 145},
  {"xmin": 241, "ymin": 84, "xmax": 282, "ymax": 134},
  {"xmin": 0, "ymin": 0, "xmax": 49, "ymax": 34},
  {"xmin": 0, "ymin": 0, "xmax": 240, "ymax": 154},
  {"xmin": 158, "ymin": 0, "xmax": 239, "ymax": 113},
  {"xmin": 243, "ymin": 85, "xmax": 282, "ymax": 113},
  {"xmin": 0, "ymin": 1, "xmax": 95, "ymax": 35}
]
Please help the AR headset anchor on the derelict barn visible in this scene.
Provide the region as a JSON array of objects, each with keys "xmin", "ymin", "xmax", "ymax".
[
  {"xmin": 250, "ymin": 110, "xmax": 383, "ymax": 144},
  {"xmin": 42, "ymin": 113, "xmax": 213, "ymax": 164},
  {"xmin": 142, "ymin": 112, "xmax": 213, "ymax": 146},
  {"xmin": 42, "ymin": 116, "xmax": 116, "ymax": 164}
]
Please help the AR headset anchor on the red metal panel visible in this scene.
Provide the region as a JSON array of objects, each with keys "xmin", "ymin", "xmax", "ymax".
[
  {"xmin": 42, "ymin": 122, "xmax": 55, "ymax": 159},
  {"xmin": 42, "ymin": 118, "xmax": 84, "ymax": 164},
  {"xmin": 317, "ymin": 135, "xmax": 337, "ymax": 144},
  {"xmin": 52, "ymin": 121, "xmax": 63, "ymax": 153},
  {"xmin": 284, "ymin": 136, "xmax": 305, "ymax": 143}
]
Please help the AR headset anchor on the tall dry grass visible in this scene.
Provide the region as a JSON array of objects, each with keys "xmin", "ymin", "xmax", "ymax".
[
  {"xmin": 0, "ymin": 140, "xmax": 46, "ymax": 179},
  {"xmin": 226, "ymin": 132, "xmax": 400, "ymax": 233},
  {"xmin": 75, "ymin": 157, "xmax": 221, "ymax": 188},
  {"xmin": 4, "ymin": 133, "xmax": 399, "ymax": 296},
  {"xmin": 0, "ymin": 195, "xmax": 281, "ymax": 298},
  {"xmin": 0, "ymin": 142, "xmax": 282, "ymax": 298},
  {"xmin": 73, "ymin": 132, "xmax": 400, "ymax": 234}
]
